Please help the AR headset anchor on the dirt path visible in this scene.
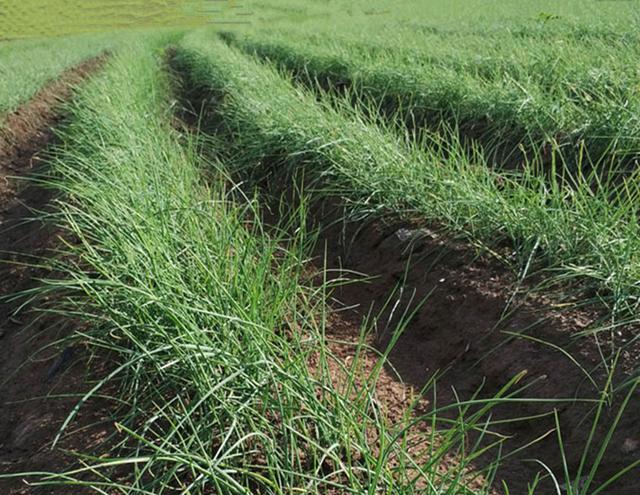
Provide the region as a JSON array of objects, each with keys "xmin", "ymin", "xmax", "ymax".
[{"xmin": 0, "ymin": 56, "xmax": 114, "ymax": 494}]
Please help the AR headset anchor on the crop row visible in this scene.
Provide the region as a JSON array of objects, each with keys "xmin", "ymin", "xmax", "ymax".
[
  {"xmin": 222, "ymin": 29, "xmax": 640, "ymax": 171},
  {"xmin": 35, "ymin": 37, "xmax": 497, "ymax": 493},
  {"xmin": 172, "ymin": 31, "xmax": 640, "ymax": 314},
  {"xmin": 4, "ymin": 25, "xmax": 637, "ymax": 493}
]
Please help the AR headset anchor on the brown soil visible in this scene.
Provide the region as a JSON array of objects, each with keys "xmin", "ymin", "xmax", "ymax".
[
  {"xmin": 307, "ymin": 314, "xmax": 495, "ymax": 493},
  {"xmin": 0, "ymin": 56, "xmax": 115, "ymax": 494},
  {"xmin": 310, "ymin": 204, "xmax": 640, "ymax": 494}
]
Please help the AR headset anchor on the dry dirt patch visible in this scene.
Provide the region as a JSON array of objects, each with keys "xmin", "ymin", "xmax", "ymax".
[{"xmin": 0, "ymin": 55, "xmax": 115, "ymax": 494}]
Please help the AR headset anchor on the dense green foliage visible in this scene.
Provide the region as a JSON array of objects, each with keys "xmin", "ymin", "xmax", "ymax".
[
  {"xmin": 2, "ymin": 2, "xmax": 639, "ymax": 493},
  {"xmin": 34, "ymin": 39, "xmax": 504, "ymax": 494},
  {"xmin": 225, "ymin": 28, "xmax": 640, "ymax": 170},
  {"xmin": 173, "ymin": 31, "xmax": 640, "ymax": 314}
]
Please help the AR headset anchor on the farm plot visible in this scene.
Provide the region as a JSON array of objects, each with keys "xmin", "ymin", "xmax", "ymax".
[
  {"xmin": 168, "ymin": 31, "xmax": 640, "ymax": 494},
  {"xmin": 2, "ymin": 38, "xmax": 504, "ymax": 494},
  {"xmin": 172, "ymin": 32, "xmax": 640, "ymax": 315},
  {"xmin": 1, "ymin": 2, "xmax": 640, "ymax": 494}
]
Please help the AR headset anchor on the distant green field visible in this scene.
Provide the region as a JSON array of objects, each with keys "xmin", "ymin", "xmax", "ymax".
[
  {"xmin": 0, "ymin": 0, "xmax": 214, "ymax": 39},
  {"xmin": 250, "ymin": 0, "xmax": 640, "ymax": 32}
]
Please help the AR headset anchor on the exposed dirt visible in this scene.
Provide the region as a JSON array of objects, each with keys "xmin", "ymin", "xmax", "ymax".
[
  {"xmin": 306, "ymin": 314, "xmax": 496, "ymax": 493},
  {"xmin": 0, "ymin": 56, "xmax": 115, "ymax": 494},
  {"xmin": 309, "ymin": 203, "xmax": 640, "ymax": 494}
]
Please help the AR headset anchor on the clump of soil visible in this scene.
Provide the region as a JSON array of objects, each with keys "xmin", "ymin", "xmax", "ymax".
[{"xmin": 0, "ymin": 55, "xmax": 114, "ymax": 494}]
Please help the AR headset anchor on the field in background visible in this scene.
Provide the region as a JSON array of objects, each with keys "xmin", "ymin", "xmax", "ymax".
[
  {"xmin": 1, "ymin": 1, "xmax": 639, "ymax": 494},
  {"xmin": 0, "ymin": 0, "xmax": 205, "ymax": 39}
]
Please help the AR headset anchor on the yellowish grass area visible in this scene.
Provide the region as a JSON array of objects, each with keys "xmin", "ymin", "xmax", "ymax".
[{"xmin": 0, "ymin": 0, "xmax": 214, "ymax": 39}]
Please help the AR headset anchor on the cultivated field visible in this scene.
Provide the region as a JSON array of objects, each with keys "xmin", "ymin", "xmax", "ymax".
[{"xmin": 0, "ymin": 1, "xmax": 639, "ymax": 494}]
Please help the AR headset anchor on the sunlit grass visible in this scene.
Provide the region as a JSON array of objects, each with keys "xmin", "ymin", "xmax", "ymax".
[
  {"xmin": 0, "ymin": 0, "xmax": 210, "ymax": 40},
  {"xmin": 0, "ymin": 34, "xmax": 115, "ymax": 116},
  {"xmin": 1, "ymin": 2, "xmax": 639, "ymax": 492},
  {"xmin": 8, "ymin": 38, "xmax": 515, "ymax": 494},
  {"xmin": 172, "ymin": 31, "xmax": 640, "ymax": 315}
]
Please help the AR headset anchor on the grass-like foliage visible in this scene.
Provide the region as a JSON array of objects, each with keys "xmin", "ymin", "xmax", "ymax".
[
  {"xmin": 222, "ymin": 28, "xmax": 640, "ymax": 172},
  {"xmin": 1, "ymin": 2, "xmax": 639, "ymax": 492},
  {"xmin": 0, "ymin": 34, "xmax": 114, "ymax": 116},
  {"xmin": 172, "ymin": 31, "xmax": 640, "ymax": 315},
  {"xmin": 23, "ymin": 39, "xmax": 514, "ymax": 494}
]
